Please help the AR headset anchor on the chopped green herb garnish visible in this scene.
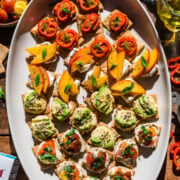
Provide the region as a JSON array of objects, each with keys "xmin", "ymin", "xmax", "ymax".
[
  {"xmin": 141, "ymin": 56, "xmax": 148, "ymax": 68},
  {"xmin": 35, "ymin": 73, "xmax": 40, "ymax": 86},
  {"xmin": 40, "ymin": 152, "xmax": 58, "ymax": 162},
  {"xmin": 43, "ymin": 147, "xmax": 52, "ymax": 152},
  {"xmin": 61, "ymin": 7, "xmax": 71, "ymax": 14},
  {"xmin": 42, "ymin": 47, "xmax": 47, "ymax": 60},
  {"xmin": 86, "ymin": 0, "xmax": 92, "ymax": 7},
  {"xmin": 0, "ymin": 86, "xmax": 5, "ymax": 99},
  {"xmin": 121, "ymin": 144, "xmax": 134, "ymax": 157},
  {"xmin": 63, "ymin": 33, "xmax": 70, "ymax": 42},
  {"xmin": 64, "ymin": 83, "xmax": 72, "ymax": 93},
  {"xmin": 66, "ymin": 129, "xmax": 75, "ymax": 137},
  {"xmin": 64, "ymin": 165, "xmax": 74, "ymax": 177},
  {"xmin": 91, "ymin": 75, "xmax": 97, "ymax": 87},
  {"xmin": 113, "ymin": 16, "xmax": 120, "ymax": 27},
  {"xmin": 122, "ymin": 82, "xmax": 134, "ymax": 94},
  {"xmin": 76, "ymin": 61, "xmax": 83, "ymax": 67},
  {"xmin": 93, "ymin": 44, "xmax": 102, "ymax": 51},
  {"xmin": 110, "ymin": 62, "xmax": 118, "ymax": 70}
]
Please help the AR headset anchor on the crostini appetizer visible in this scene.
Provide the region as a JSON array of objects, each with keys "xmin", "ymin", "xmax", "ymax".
[
  {"xmin": 26, "ymin": 42, "xmax": 57, "ymax": 65},
  {"xmin": 30, "ymin": 115, "xmax": 58, "ymax": 142},
  {"xmin": 90, "ymin": 84, "xmax": 115, "ymax": 115},
  {"xmin": 82, "ymin": 147, "xmax": 112, "ymax": 173},
  {"xmin": 58, "ymin": 128, "xmax": 86, "ymax": 155},
  {"xmin": 114, "ymin": 139, "xmax": 139, "ymax": 168},
  {"xmin": 133, "ymin": 94, "xmax": 158, "ymax": 120},
  {"xmin": 113, "ymin": 105, "xmax": 139, "ymax": 132},
  {"xmin": 52, "ymin": 0, "xmax": 77, "ymax": 25},
  {"xmin": 105, "ymin": 165, "xmax": 135, "ymax": 180},
  {"xmin": 22, "ymin": 91, "xmax": 48, "ymax": 115},
  {"xmin": 55, "ymin": 161, "xmax": 86, "ymax": 179},
  {"xmin": 70, "ymin": 104, "xmax": 97, "ymax": 133},
  {"xmin": 52, "ymin": 97, "xmax": 76, "ymax": 121},
  {"xmin": 76, "ymin": 0, "xmax": 103, "ymax": 13},
  {"xmin": 53, "ymin": 70, "xmax": 79, "ymax": 103},
  {"xmin": 135, "ymin": 123, "xmax": 161, "ymax": 148},
  {"xmin": 103, "ymin": 9, "xmax": 133, "ymax": 36},
  {"xmin": 82, "ymin": 66, "xmax": 108, "ymax": 91},
  {"xmin": 32, "ymin": 139, "xmax": 64, "ymax": 170},
  {"xmin": 31, "ymin": 17, "xmax": 58, "ymax": 42},
  {"xmin": 88, "ymin": 123, "xmax": 119, "ymax": 149}
]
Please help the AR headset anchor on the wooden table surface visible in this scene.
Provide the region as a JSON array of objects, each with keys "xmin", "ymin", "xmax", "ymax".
[{"xmin": 0, "ymin": 1, "xmax": 180, "ymax": 179}]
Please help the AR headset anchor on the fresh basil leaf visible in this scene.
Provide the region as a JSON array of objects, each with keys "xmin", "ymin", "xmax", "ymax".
[
  {"xmin": 110, "ymin": 62, "xmax": 117, "ymax": 70},
  {"xmin": 122, "ymin": 83, "xmax": 134, "ymax": 94},
  {"xmin": 61, "ymin": 7, "xmax": 70, "ymax": 14},
  {"xmin": 42, "ymin": 47, "xmax": 47, "ymax": 60},
  {"xmin": 35, "ymin": 73, "xmax": 40, "ymax": 86},
  {"xmin": 141, "ymin": 56, "xmax": 148, "ymax": 68},
  {"xmin": 76, "ymin": 62, "xmax": 83, "ymax": 67},
  {"xmin": 0, "ymin": 86, "xmax": 4, "ymax": 99},
  {"xmin": 93, "ymin": 44, "xmax": 102, "ymax": 50},
  {"xmin": 91, "ymin": 75, "xmax": 97, "ymax": 87},
  {"xmin": 64, "ymin": 83, "xmax": 72, "ymax": 93}
]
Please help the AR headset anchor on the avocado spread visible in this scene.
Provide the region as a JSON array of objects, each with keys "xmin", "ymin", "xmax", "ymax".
[
  {"xmin": 32, "ymin": 116, "xmax": 56, "ymax": 141},
  {"xmin": 93, "ymin": 85, "xmax": 114, "ymax": 115},
  {"xmin": 133, "ymin": 95, "xmax": 157, "ymax": 119},
  {"xmin": 72, "ymin": 107, "xmax": 93, "ymax": 132},
  {"xmin": 90, "ymin": 126, "xmax": 117, "ymax": 149},
  {"xmin": 52, "ymin": 98, "xmax": 71, "ymax": 121},
  {"xmin": 24, "ymin": 91, "xmax": 47, "ymax": 114},
  {"xmin": 115, "ymin": 109, "xmax": 137, "ymax": 129}
]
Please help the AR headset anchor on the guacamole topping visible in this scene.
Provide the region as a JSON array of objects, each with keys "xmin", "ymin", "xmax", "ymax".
[
  {"xmin": 24, "ymin": 91, "xmax": 47, "ymax": 114},
  {"xmin": 133, "ymin": 95, "xmax": 157, "ymax": 119},
  {"xmin": 90, "ymin": 126, "xmax": 117, "ymax": 149},
  {"xmin": 93, "ymin": 85, "xmax": 114, "ymax": 115},
  {"xmin": 72, "ymin": 107, "xmax": 94, "ymax": 132},
  {"xmin": 52, "ymin": 98, "xmax": 71, "ymax": 121},
  {"xmin": 32, "ymin": 115, "xmax": 56, "ymax": 141},
  {"xmin": 115, "ymin": 109, "xmax": 137, "ymax": 129}
]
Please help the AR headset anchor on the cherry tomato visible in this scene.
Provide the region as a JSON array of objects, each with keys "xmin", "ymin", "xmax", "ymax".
[
  {"xmin": 1, "ymin": 0, "xmax": 16, "ymax": 14},
  {"xmin": 0, "ymin": 9, "xmax": 8, "ymax": 23}
]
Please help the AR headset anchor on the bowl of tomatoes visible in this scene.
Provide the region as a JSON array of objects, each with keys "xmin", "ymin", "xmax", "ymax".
[{"xmin": 0, "ymin": 0, "xmax": 29, "ymax": 27}]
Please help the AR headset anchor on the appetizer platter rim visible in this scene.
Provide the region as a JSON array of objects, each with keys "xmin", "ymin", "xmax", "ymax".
[{"xmin": 6, "ymin": 0, "xmax": 172, "ymax": 179}]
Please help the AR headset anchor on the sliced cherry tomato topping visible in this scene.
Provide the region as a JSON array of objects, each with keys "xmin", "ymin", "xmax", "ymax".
[
  {"xmin": 173, "ymin": 147, "xmax": 180, "ymax": 168},
  {"xmin": 80, "ymin": 13, "xmax": 98, "ymax": 33},
  {"xmin": 38, "ymin": 140, "xmax": 56, "ymax": 155},
  {"xmin": 78, "ymin": 0, "xmax": 99, "ymax": 12},
  {"xmin": 117, "ymin": 37, "xmax": 137, "ymax": 56},
  {"xmin": 109, "ymin": 12, "xmax": 128, "ymax": 33},
  {"xmin": 170, "ymin": 141, "xmax": 180, "ymax": 155},
  {"xmin": 53, "ymin": 0, "xmax": 76, "ymax": 23},
  {"xmin": 1, "ymin": 0, "xmax": 16, "ymax": 14},
  {"xmin": 112, "ymin": 169, "xmax": 132, "ymax": 180},
  {"xmin": 56, "ymin": 29, "xmax": 79, "ymax": 50},
  {"xmin": 38, "ymin": 17, "xmax": 57, "ymax": 38},
  {"xmin": 170, "ymin": 65, "xmax": 180, "ymax": 85},
  {"xmin": 90, "ymin": 37, "xmax": 111, "ymax": 59},
  {"xmin": 167, "ymin": 56, "xmax": 180, "ymax": 70}
]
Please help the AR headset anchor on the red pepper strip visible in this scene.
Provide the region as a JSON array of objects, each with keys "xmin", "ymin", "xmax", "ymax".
[
  {"xmin": 173, "ymin": 147, "xmax": 180, "ymax": 168},
  {"xmin": 81, "ymin": 13, "xmax": 98, "ymax": 33},
  {"xmin": 38, "ymin": 18, "xmax": 57, "ymax": 38},
  {"xmin": 170, "ymin": 65, "xmax": 180, "ymax": 85},
  {"xmin": 90, "ymin": 38, "xmax": 111, "ymax": 58},
  {"xmin": 168, "ymin": 56, "xmax": 180, "ymax": 70},
  {"xmin": 109, "ymin": 12, "xmax": 128, "ymax": 33},
  {"xmin": 78, "ymin": 0, "xmax": 98, "ymax": 12},
  {"xmin": 56, "ymin": 29, "xmax": 78, "ymax": 50},
  {"xmin": 38, "ymin": 140, "xmax": 56, "ymax": 155},
  {"xmin": 117, "ymin": 37, "xmax": 137, "ymax": 56},
  {"xmin": 170, "ymin": 141, "xmax": 180, "ymax": 155}
]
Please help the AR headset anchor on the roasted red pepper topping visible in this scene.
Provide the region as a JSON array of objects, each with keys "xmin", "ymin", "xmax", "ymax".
[
  {"xmin": 167, "ymin": 56, "xmax": 180, "ymax": 70},
  {"xmin": 38, "ymin": 17, "xmax": 58, "ymax": 38},
  {"xmin": 170, "ymin": 141, "xmax": 180, "ymax": 155},
  {"xmin": 111, "ymin": 169, "xmax": 132, "ymax": 180},
  {"xmin": 56, "ymin": 29, "xmax": 79, "ymax": 50},
  {"xmin": 170, "ymin": 65, "xmax": 180, "ymax": 85},
  {"xmin": 78, "ymin": 0, "xmax": 99, "ymax": 13},
  {"xmin": 63, "ymin": 130, "xmax": 81, "ymax": 153},
  {"xmin": 38, "ymin": 140, "xmax": 56, "ymax": 155},
  {"xmin": 86, "ymin": 151, "xmax": 106, "ymax": 171},
  {"xmin": 173, "ymin": 147, "xmax": 180, "ymax": 168},
  {"xmin": 80, "ymin": 13, "xmax": 99, "ymax": 33},
  {"xmin": 90, "ymin": 37, "xmax": 111, "ymax": 59},
  {"xmin": 53, "ymin": 0, "xmax": 76, "ymax": 23},
  {"xmin": 109, "ymin": 12, "xmax": 128, "ymax": 33},
  {"xmin": 117, "ymin": 37, "xmax": 137, "ymax": 57}
]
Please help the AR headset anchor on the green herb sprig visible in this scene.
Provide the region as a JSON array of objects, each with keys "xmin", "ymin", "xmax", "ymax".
[
  {"xmin": 91, "ymin": 75, "xmax": 97, "ymax": 87},
  {"xmin": 64, "ymin": 83, "xmax": 72, "ymax": 93},
  {"xmin": 122, "ymin": 82, "xmax": 134, "ymax": 94}
]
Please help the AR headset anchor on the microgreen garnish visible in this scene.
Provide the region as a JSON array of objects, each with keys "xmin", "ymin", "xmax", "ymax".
[
  {"xmin": 40, "ymin": 153, "xmax": 58, "ymax": 162},
  {"xmin": 64, "ymin": 83, "xmax": 72, "ymax": 93},
  {"xmin": 35, "ymin": 73, "xmax": 40, "ymax": 86},
  {"xmin": 122, "ymin": 82, "xmax": 134, "ymax": 94},
  {"xmin": 93, "ymin": 44, "xmax": 102, "ymax": 51},
  {"xmin": 0, "ymin": 86, "xmax": 5, "ymax": 99},
  {"xmin": 76, "ymin": 62, "xmax": 83, "ymax": 67},
  {"xmin": 113, "ymin": 16, "xmax": 120, "ymax": 26},
  {"xmin": 42, "ymin": 47, "xmax": 47, "ymax": 60},
  {"xmin": 66, "ymin": 129, "xmax": 75, "ymax": 137},
  {"xmin": 43, "ymin": 147, "xmax": 52, "ymax": 152},
  {"xmin": 86, "ymin": 0, "xmax": 92, "ymax": 7},
  {"xmin": 110, "ymin": 62, "xmax": 118, "ymax": 70},
  {"xmin": 121, "ymin": 144, "xmax": 134, "ymax": 157},
  {"xmin": 63, "ymin": 33, "xmax": 70, "ymax": 42},
  {"xmin": 91, "ymin": 75, "xmax": 97, "ymax": 87},
  {"xmin": 141, "ymin": 56, "xmax": 148, "ymax": 68},
  {"xmin": 61, "ymin": 7, "xmax": 71, "ymax": 14}
]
